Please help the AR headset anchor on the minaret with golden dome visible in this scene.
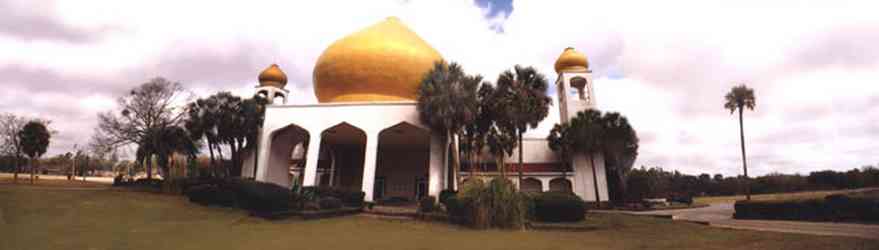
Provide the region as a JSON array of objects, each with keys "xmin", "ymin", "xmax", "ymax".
[
  {"xmin": 313, "ymin": 17, "xmax": 443, "ymax": 103},
  {"xmin": 256, "ymin": 64, "xmax": 290, "ymax": 104},
  {"xmin": 554, "ymin": 47, "xmax": 594, "ymax": 123}
]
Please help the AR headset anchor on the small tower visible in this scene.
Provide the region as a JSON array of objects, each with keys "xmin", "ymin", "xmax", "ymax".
[
  {"xmin": 256, "ymin": 64, "xmax": 289, "ymax": 104},
  {"xmin": 554, "ymin": 47, "xmax": 593, "ymax": 123}
]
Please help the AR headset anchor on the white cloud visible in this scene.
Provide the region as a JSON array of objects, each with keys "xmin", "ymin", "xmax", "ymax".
[{"xmin": 2, "ymin": 0, "xmax": 879, "ymax": 176}]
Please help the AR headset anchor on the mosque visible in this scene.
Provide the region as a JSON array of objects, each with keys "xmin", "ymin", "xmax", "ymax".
[{"xmin": 241, "ymin": 17, "xmax": 608, "ymax": 203}]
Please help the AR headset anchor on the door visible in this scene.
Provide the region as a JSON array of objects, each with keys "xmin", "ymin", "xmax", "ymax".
[
  {"xmin": 415, "ymin": 176, "xmax": 427, "ymax": 200},
  {"xmin": 374, "ymin": 177, "xmax": 386, "ymax": 201}
]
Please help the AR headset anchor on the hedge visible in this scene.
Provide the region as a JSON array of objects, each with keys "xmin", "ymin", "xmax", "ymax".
[
  {"xmin": 419, "ymin": 196, "xmax": 436, "ymax": 213},
  {"xmin": 532, "ymin": 192, "xmax": 587, "ymax": 222},
  {"xmin": 183, "ymin": 178, "xmax": 292, "ymax": 213},
  {"xmin": 734, "ymin": 194, "xmax": 879, "ymax": 222},
  {"xmin": 298, "ymin": 186, "xmax": 365, "ymax": 207},
  {"xmin": 319, "ymin": 197, "xmax": 343, "ymax": 210}
]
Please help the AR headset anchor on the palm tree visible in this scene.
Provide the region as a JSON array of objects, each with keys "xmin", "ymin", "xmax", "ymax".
[
  {"xmin": 570, "ymin": 110, "xmax": 605, "ymax": 205},
  {"xmin": 494, "ymin": 65, "xmax": 551, "ymax": 186},
  {"xmin": 417, "ymin": 61, "xmax": 481, "ymax": 189},
  {"xmin": 547, "ymin": 123, "xmax": 574, "ymax": 180},
  {"xmin": 18, "ymin": 121, "xmax": 51, "ymax": 184},
  {"xmin": 600, "ymin": 112, "xmax": 639, "ymax": 204},
  {"xmin": 724, "ymin": 84, "xmax": 756, "ymax": 200},
  {"xmin": 185, "ymin": 97, "xmax": 221, "ymax": 177}
]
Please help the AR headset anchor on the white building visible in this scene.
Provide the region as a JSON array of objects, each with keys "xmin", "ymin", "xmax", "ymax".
[{"xmin": 243, "ymin": 17, "xmax": 608, "ymax": 203}]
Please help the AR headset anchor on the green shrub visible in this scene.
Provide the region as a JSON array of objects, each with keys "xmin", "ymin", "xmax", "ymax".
[
  {"xmin": 734, "ymin": 194, "xmax": 879, "ymax": 222},
  {"xmin": 532, "ymin": 192, "xmax": 586, "ymax": 222},
  {"xmin": 439, "ymin": 189, "xmax": 457, "ymax": 206},
  {"xmin": 451, "ymin": 178, "xmax": 530, "ymax": 229},
  {"xmin": 295, "ymin": 186, "xmax": 365, "ymax": 207},
  {"xmin": 233, "ymin": 179, "xmax": 292, "ymax": 212},
  {"xmin": 319, "ymin": 197, "xmax": 343, "ymax": 210},
  {"xmin": 419, "ymin": 196, "xmax": 437, "ymax": 213},
  {"xmin": 186, "ymin": 184, "xmax": 236, "ymax": 207}
]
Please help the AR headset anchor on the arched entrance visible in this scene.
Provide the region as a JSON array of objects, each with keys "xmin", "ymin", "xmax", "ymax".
[
  {"xmin": 550, "ymin": 178, "xmax": 573, "ymax": 193},
  {"xmin": 520, "ymin": 178, "xmax": 543, "ymax": 193},
  {"xmin": 318, "ymin": 123, "xmax": 367, "ymax": 191},
  {"xmin": 265, "ymin": 124, "xmax": 309, "ymax": 187},
  {"xmin": 375, "ymin": 122, "xmax": 431, "ymax": 203}
]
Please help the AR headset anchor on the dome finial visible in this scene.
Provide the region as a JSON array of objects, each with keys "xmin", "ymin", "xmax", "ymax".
[
  {"xmin": 258, "ymin": 64, "xmax": 287, "ymax": 88},
  {"xmin": 554, "ymin": 47, "xmax": 589, "ymax": 73}
]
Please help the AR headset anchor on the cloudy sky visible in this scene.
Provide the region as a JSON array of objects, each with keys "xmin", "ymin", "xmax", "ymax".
[{"xmin": 2, "ymin": 0, "xmax": 878, "ymax": 176}]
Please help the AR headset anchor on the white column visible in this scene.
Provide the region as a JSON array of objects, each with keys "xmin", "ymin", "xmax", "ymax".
[
  {"xmin": 540, "ymin": 177, "xmax": 550, "ymax": 192},
  {"xmin": 328, "ymin": 148, "xmax": 336, "ymax": 187},
  {"xmin": 361, "ymin": 132, "xmax": 379, "ymax": 202},
  {"xmin": 301, "ymin": 134, "xmax": 322, "ymax": 186},
  {"xmin": 428, "ymin": 133, "xmax": 444, "ymax": 197},
  {"xmin": 255, "ymin": 127, "xmax": 273, "ymax": 182}
]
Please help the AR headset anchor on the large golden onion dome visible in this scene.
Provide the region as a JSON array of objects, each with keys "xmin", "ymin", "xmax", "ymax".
[
  {"xmin": 258, "ymin": 64, "xmax": 288, "ymax": 88},
  {"xmin": 313, "ymin": 17, "xmax": 443, "ymax": 103},
  {"xmin": 554, "ymin": 47, "xmax": 589, "ymax": 73}
]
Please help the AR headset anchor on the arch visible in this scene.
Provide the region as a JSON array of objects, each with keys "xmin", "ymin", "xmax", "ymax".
[
  {"xmin": 520, "ymin": 178, "xmax": 543, "ymax": 193},
  {"xmin": 570, "ymin": 76, "xmax": 588, "ymax": 100},
  {"xmin": 265, "ymin": 123, "xmax": 310, "ymax": 187},
  {"xmin": 374, "ymin": 122, "xmax": 432, "ymax": 202},
  {"xmin": 549, "ymin": 178, "xmax": 573, "ymax": 193},
  {"xmin": 318, "ymin": 122, "xmax": 367, "ymax": 189}
]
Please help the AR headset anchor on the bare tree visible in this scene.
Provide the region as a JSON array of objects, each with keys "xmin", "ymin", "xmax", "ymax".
[
  {"xmin": 0, "ymin": 113, "xmax": 27, "ymax": 182},
  {"xmin": 97, "ymin": 77, "xmax": 190, "ymax": 179}
]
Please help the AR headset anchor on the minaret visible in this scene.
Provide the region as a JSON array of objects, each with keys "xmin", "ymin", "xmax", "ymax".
[
  {"xmin": 255, "ymin": 64, "xmax": 289, "ymax": 104},
  {"xmin": 554, "ymin": 47, "xmax": 593, "ymax": 123}
]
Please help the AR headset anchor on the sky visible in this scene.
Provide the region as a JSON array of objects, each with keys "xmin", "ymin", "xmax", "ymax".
[{"xmin": 1, "ymin": 0, "xmax": 878, "ymax": 177}]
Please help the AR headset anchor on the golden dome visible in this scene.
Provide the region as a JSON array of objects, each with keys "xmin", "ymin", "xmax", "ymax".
[
  {"xmin": 554, "ymin": 47, "xmax": 589, "ymax": 73},
  {"xmin": 313, "ymin": 17, "xmax": 443, "ymax": 103},
  {"xmin": 258, "ymin": 64, "xmax": 287, "ymax": 88}
]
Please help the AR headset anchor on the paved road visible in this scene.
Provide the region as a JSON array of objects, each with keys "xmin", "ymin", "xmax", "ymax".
[{"xmin": 622, "ymin": 203, "xmax": 879, "ymax": 240}]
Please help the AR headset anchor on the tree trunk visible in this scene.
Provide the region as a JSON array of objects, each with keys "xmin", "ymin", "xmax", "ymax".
[
  {"xmin": 13, "ymin": 151, "xmax": 20, "ymax": 183},
  {"xmin": 739, "ymin": 107, "xmax": 750, "ymax": 201},
  {"xmin": 207, "ymin": 139, "xmax": 216, "ymax": 178},
  {"xmin": 146, "ymin": 156, "xmax": 153, "ymax": 180},
  {"xmin": 517, "ymin": 130, "xmax": 524, "ymax": 189},
  {"xmin": 450, "ymin": 130, "xmax": 461, "ymax": 190},
  {"xmin": 497, "ymin": 153, "xmax": 507, "ymax": 179},
  {"xmin": 589, "ymin": 153, "xmax": 601, "ymax": 208},
  {"xmin": 29, "ymin": 157, "xmax": 35, "ymax": 184}
]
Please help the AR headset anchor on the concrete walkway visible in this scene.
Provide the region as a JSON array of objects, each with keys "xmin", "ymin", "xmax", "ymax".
[{"xmin": 605, "ymin": 203, "xmax": 879, "ymax": 240}]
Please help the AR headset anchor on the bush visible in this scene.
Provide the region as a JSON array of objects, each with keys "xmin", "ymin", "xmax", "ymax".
[
  {"xmin": 295, "ymin": 186, "xmax": 364, "ymax": 207},
  {"xmin": 439, "ymin": 190, "xmax": 457, "ymax": 206},
  {"xmin": 419, "ymin": 196, "xmax": 436, "ymax": 213},
  {"xmin": 113, "ymin": 175, "xmax": 125, "ymax": 186},
  {"xmin": 319, "ymin": 197, "xmax": 343, "ymax": 210},
  {"xmin": 233, "ymin": 179, "xmax": 292, "ymax": 212},
  {"xmin": 186, "ymin": 184, "xmax": 236, "ymax": 207},
  {"xmin": 734, "ymin": 194, "xmax": 879, "ymax": 222},
  {"xmin": 450, "ymin": 178, "xmax": 530, "ymax": 229},
  {"xmin": 532, "ymin": 192, "xmax": 586, "ymax": 222}
]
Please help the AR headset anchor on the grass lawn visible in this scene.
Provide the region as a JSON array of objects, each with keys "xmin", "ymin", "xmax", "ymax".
[
  {"xmin": 2, "ymin": 185, "xmax": 877, "ymax": 250},
  {"xmin": 694, "ymin": 188, "xmax": 878, "ymax": 205}
]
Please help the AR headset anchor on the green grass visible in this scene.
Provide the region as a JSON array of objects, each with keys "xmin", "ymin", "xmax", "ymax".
[
  {"xmin": 1, "ymin": 186, "xmax": 877, "ymax": 250},
  {"xmin": 695, "ymin": 188, "xmax": 877, "ymax": 205}
]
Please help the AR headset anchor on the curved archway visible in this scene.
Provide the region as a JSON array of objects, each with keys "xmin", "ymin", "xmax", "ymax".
[
  {"xmin": 570, "ymin": 76, "xmax": 588, "ymax": 100},
  {"xmin": 317, "ymin": 122, "xmax": 367, "ymax": 189},
  {"xmin": 520, "ymin": 178, "xmax": 543, "ymax": 193},
  {"xmin": 375, "ymin": 122, "xmax": 431, "ymax": 202},
  {"xmin": 549, "ymin": 178, "xmax": 573, "ymax": 193},
  {"xmin": 265, "ymin": 123, "xmax": 309, "ymax": 187}
]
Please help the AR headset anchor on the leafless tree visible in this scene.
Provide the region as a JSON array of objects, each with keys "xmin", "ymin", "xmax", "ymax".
[
  {"xmin": 97, "ymin": 77, "xmax": 191, "ymax": 179},
  {"xmin": 0, "ymin": 113, "xmax": 27, "ymax": 182}
]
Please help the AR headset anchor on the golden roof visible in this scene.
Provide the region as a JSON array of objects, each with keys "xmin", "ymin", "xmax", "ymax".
[
  {"xmin": 554, "ymin": 47, "xmax": 589, "ymax": 73},
  {"xmin": 258, "ymin": 64, "xmax": 287, "ymax": 88},
  {"xmin": 313, "ymin": 17, "xmax": 443, "ymax": 103}
]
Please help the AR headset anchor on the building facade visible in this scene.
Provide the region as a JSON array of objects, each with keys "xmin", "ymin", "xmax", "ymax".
[{"xmin": 244, "ymin": 17, "xmax": 608, "ymax": 203}]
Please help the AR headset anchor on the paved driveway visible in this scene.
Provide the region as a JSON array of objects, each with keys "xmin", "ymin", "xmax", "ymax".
[{"xmin": 622, "ymin": 203, "xmax": 879, "ymax": 240}]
